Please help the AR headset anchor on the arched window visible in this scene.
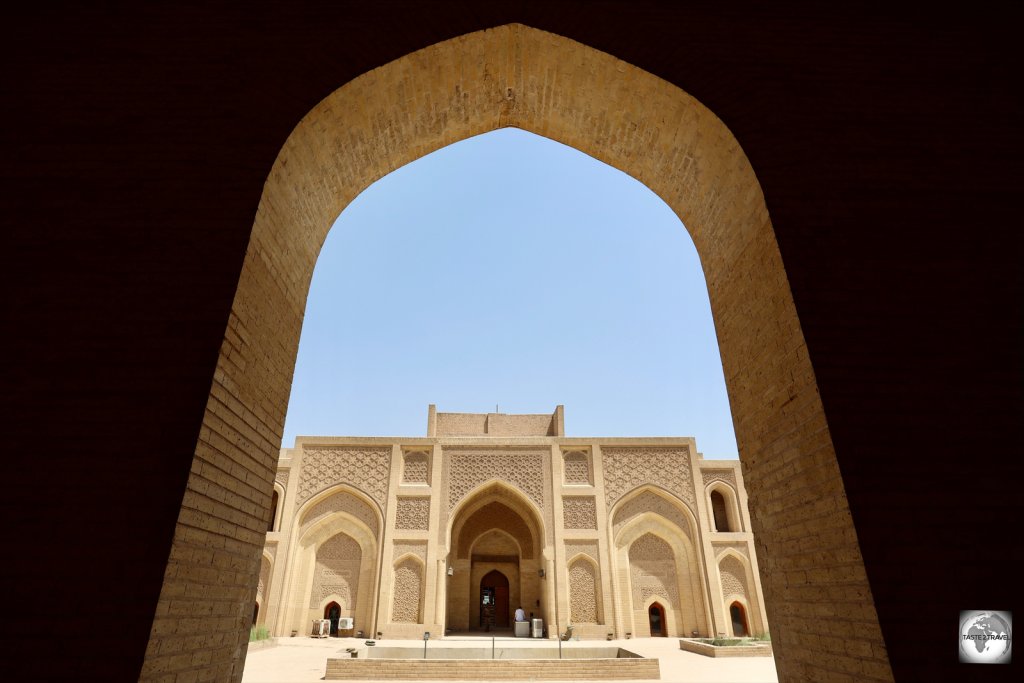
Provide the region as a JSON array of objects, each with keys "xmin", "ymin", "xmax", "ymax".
[
  {"xmin": 711, "ymin": 490, "xmax": 730, "ymax": 531},
  {"xmin": 268, "ymin": 490, "xmax": 279, "ymax": 531}
]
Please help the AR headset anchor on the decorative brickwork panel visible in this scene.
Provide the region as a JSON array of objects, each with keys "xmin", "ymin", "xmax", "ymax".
[
  {"xmin": 300, "ymin": 490, "xmax": 379, "ymax": 538},
  {"xmin": 612, "ymin": 490, "xmax": 693, "ymax": 541},
  {"xmin": 391, "ymin": 558, "xmax": 423, "ymax": 623},
  {"xmin": 564, "ymin": 540, "xmax": 599, "ymax": 563},
  {"xmin": 446, "ymin": 448, "xmax": 546, "ymax": 512},
  {"xmin": 701, "ymin": 469, "xmax": 736, "ymax": 488},
  {"xmin": 719, "ymin": 555, "xmax": 749, "ymax": 600},
  {"xmin": 714, "ymin": 543, "xmax": 749, "ymax": 560},
  {"xmin": 563, "ymin": 451, "xmax": 590, "ymax": 484},
  {"xmin": 568, "ymin": 558, "xmax": 599, "ymax": 624},
  {"xmin": 602, "ymin": 447, "xmax": 694, "ymax": 510},
  {"xmin": 562, "ymin": 496, "xmax": 598, "ymax": 529},
  {"xmin": 402, "ymin": 451, "xmax": 430, "ymax": 484},
  {"xmin": 310, "ymin": 533, "xmax": 361, "ymax": 609},
  {"xmin": 298, "ymin": 447, "xmax": 391, "ymax": 510},
  {"xmin": 395, "ymin": 497, "xmax": 430, "ymax": 530},
  {"xmin": 275, "ymin": 468, "xmax": 290, "ymax": 488},
  {"xmin": 629, "ymin": 533, "xmax": 679, "ymax": 608},
  {"xmin": 393, "ymin": 540, "xmax": 427, "ymax": 563},
  {"xmin": 256, "ymin": 556, "xmax": 271, "ymax": 603}
]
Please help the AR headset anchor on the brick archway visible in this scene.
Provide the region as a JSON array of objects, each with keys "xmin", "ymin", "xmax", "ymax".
[{"xmin": 141, "ymin": 24, "xmax": 892, "ymax": 682}]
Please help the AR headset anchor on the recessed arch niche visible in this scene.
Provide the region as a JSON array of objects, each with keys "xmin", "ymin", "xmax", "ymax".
[{"xmin": 140, "ymin": 23, "xmax": 892, "ymax": 683}]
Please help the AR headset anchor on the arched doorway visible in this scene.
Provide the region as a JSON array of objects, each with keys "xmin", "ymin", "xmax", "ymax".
[
  {"xmin": 324, "ymin": 601, "xmax": 341, "ymax": 636},
  {"xmin": 446, "ymin": 482, "xmax": 544, "ymax": 633},
  {"xmin": 142, "ymin": 23, "xmax": 891, "ymax": 683},
  {"xmin": 480, "ymin": 570, "xmax": 510, "ymax": 629},
  {"xmin": 648, "ymin": 602, "xmax": 666, "ymax": 637},
  {"xmin": 730, "ymin": 602, "xmax": 749, "ymax": 637}
]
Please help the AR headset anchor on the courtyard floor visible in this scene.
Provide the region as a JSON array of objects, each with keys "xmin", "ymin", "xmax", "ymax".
[{"xmin": 240, "ymin": 635, "xmax": 779, "ymax": 683}]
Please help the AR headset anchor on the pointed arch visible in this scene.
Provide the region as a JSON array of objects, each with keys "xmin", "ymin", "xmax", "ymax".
[
  {"xmin": 567, "ymin": 553, "xmax": 602, "ymax": 625},
  {"xmin": 391, "ymin": 554, "xmax": 425, "ymax": 624},
  {"xmin": 144, "ymin": 22, "xmax": 890, "ymax": 682},
  {"xmin": 716, "ymin": 548, "xmax": 765, "ymax": 636},
  {"xmin": 704, "ymin": 481, "xmax": 742, "ymax": 533}
]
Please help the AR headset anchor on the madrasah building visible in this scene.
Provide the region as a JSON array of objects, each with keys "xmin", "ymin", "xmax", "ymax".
[{"xmin": 255, "ymin": 406, "xmax": 768, "ymax": 640}]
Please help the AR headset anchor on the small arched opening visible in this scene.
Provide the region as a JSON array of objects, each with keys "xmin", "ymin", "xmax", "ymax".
[
  {"xmin": 648, "ymin": 602, "xmax": 667, "ymax": 637},
  {"xmin": 710, "ymin": 490, "xmax": 729, "ymax": 532},
  {"xmin": 324, "ymin": 601, "xmax": 341, "ymax": 636},
  {"xmin": 730, "ymin": 601, "xmax": 749, "ymax": 637},
  {"xmin": 268, "ymin": 489, "xmax": 279, "ymax": 532}
]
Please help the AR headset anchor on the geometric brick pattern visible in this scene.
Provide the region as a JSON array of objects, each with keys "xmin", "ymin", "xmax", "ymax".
[
  {"xmin": 394, "ymin": 497, "xmax": 430, "ymax": 530},
  {"xmin": 300, "ymin": 490, "xmax": 379, "ymax": 538},
  {"xmin": 563, "ymin": 451, "xmax": 590, "ymax": 484},
  {"xmin": 602, "ymin": 447, "xmax": 694, "ymax": 511},
  {"xmin": 445, "ymin": 448, "xmax": 546, "ymax": 511},
  {"xmin": 298, "ymin": 448, "xmax": 391, "ymax": 510},
  {"xmin": 562, "ymin": 496, "xmax": 598, "ymax": 529},
  {"xmin": 568, "ymin": 558, "xmax": 599, "ymax": 623},
  {"xmin": 391, "ymin": 558, "xmax": 422, "ymax": 623}
]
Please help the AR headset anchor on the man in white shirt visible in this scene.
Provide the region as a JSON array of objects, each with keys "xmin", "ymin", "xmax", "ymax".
[{"xmin": 514, "ymin": 606, "xmax": 526, "ymax": 622}]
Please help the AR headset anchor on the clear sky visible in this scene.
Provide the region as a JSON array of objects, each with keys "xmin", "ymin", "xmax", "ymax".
[{"xmin": 281, "ymin": 128, "xmax": 739, "ymax": 458}]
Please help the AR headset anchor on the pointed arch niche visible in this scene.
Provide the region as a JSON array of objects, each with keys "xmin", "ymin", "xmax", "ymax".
[
  {"xmin": 141, "ymin": 23, "xmax": 891, "ymax": 683},
  {"xmin": 446, "ymin": 481, "xmax": 545, "ymax": 632}
]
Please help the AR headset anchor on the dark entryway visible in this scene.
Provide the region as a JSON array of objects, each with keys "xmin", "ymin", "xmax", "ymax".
[
  {"xmin": 324, "ymin": 601, "xmax": 341, "ymax": 636},
  {"xmin": 730, "ymin": 601, "xmax": 749, "ymax": 637},
  {"xmin": 648, "ymin": 602, "xmax": 666, "ymax": 637},
  {"xmin": 480, "ymin": 570, "xmax": 510, "ymax": 628}
]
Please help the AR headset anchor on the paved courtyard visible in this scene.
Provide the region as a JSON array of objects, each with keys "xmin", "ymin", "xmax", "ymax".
[{"xmin": 241, "ymin": 636, "xmax": 779, "ymax": 683}]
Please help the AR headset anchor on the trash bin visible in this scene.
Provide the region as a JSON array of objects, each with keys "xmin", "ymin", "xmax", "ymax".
[
  {"xmin": 514, "ymin": 620, "xmax": 530, "ymax": 638},
  {"xmin": 531, "ymin": 618, "xmax": 544, "ymax": 638}
]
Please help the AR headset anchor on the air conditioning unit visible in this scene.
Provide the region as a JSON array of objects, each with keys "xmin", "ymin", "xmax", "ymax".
[{"xmin": 338, "ymin": 617, "xmax": 354, "ymax": 630}]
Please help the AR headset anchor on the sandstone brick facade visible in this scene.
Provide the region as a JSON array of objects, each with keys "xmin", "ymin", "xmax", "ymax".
[{"xmin": 257, "ymin": 407, "xmax": 768, "ymax": 643}]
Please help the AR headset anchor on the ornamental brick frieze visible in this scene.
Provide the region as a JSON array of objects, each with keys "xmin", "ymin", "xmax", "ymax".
[
  {"xmin": 719, "ymin": 555, "xmax": 749, "ymax": 600},
  {"xmin": 701, "ymin": 469, "xmax": 736, "ymax": 489},
  {"xmin": 612, "ymin": 490, "xmax": 694, "ymax": 542},
  {"xmin": 402, "ymin": 451, "xmax": 430, "ymax": 484},
  {"xmin": 628, "ymin": 533, "xmax": 680, "ymax": 608},
  {"xmin": 713, "ymin": 543, "xmax": 749, "ymax": 560},
  {"xmin": 298, "ymin": 447, "xmax": 391, "ymax": 510},
  {"xmin": 395, "ymin": 497, "xmax": 430, "ymax": 530},
  {"xmin": 563, "ymin": 451, "xmax": 590, "ymax": 484},
  {"xmin": 391, "ymin": 559, "xmax": 423, "ymax": 623},
  {"xmin": 445, "ymin": 448, "xmax": 546, "ymax": 512},
  {"xmin": 393, "ymin": 540, "xmax": 427, "ymax": 562},
  {"xmin": 568, "ymin": 559, "xmax": 599, "ymax": 624},
  {"xmin": 275, "ymin": 469, "xmax": 290, "ymax": 488},
  {"xmin": 299, "ymin": 490, "xmax": 379, "ymax": 538},
  {"xmin": 309, "ymin": 533, "xmax": 361, "ymax": 609},
  {"xmin": 602, "ymin": 447, "xmax": 694, "ymax": 510},
  {"xmin": 564, "ymin": 540, "xmax": 600, "ymax": 562},
  {"xmin": 562, "ymin": 496, "xmax": 598, "ymax": 529}
]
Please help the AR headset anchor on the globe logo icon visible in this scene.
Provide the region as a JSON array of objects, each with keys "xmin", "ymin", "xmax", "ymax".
[{"xmin": 959, "ymin": 610, "xmax": 1012, "ymax": 664}]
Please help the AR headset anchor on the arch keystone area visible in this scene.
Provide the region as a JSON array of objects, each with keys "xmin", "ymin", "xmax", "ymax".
[{"xmin": 140, "ymin": 23, "xmax": 893, "ymax": 683}]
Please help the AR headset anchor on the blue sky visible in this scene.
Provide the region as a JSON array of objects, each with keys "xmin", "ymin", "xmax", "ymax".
[{"xmin": 281, "ymin": 128, "xmax": 739, "ymax": 458}]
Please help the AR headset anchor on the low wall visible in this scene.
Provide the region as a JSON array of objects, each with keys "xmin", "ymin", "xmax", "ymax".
[
  {"xmin": 366, "ymin": 646, "xmax": 637, "ymax": 660},
  {"xmin": 678, "ymin": 639, "xmax": 773, "ymax": 658},
  {"xmin": 325, "ymin": 656, "xmax": 659, "ymax": 680}
]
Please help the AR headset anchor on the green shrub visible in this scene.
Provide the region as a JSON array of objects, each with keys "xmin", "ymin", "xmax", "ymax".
[
  {"xmin": 249, "ymin": 625, "xmax": 270, "ymax": 642},
  {"xmin": 752, "ymin": 631, "xmax": 771, "ymax": 641}
]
